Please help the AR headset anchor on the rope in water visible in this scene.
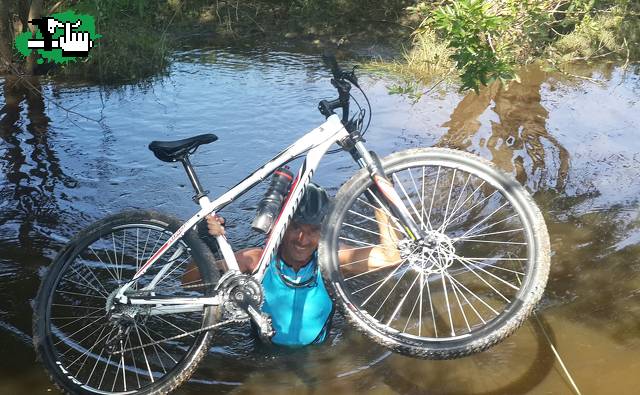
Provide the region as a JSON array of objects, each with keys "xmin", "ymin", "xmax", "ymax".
[{"xmin": 533, "ymin": 312, "xmax": 583, "ymax": 395}]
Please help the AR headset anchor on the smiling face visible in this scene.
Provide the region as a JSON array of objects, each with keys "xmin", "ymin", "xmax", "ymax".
[{"xmin": 279, "ymin": 221, "xmax": 321, "ymax": 270}]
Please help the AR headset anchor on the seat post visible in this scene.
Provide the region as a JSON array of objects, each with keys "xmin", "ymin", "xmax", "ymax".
[{"xmin": 179, "ymin": 155, "xmax": 208, "ymax": 203}]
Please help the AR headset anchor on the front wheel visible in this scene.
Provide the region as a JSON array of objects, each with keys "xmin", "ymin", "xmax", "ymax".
[
  {"xmin": 319, "ymin": 148, "xmax": 550, "ymax": 359},
  {"xmin": 33, "ymin": 210, "xmax": 220, "ymax": 394}
]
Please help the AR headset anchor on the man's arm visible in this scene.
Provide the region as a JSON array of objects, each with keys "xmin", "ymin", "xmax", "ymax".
[
  {"xmin": 182, "ymin": 247, "xmax": 262, "ymax": 285},
  {"xmin": 338, "ymin": 208, "xmax": 402, "ymax": 274},
  {"xmin": 182, "ymin": 215, "xmax": 262, "ymax": 284}
]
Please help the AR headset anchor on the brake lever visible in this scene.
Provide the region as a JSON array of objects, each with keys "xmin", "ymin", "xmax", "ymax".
[{"xmin": 344, "ymin": 65, "xmax": 359, "ymax": 87}]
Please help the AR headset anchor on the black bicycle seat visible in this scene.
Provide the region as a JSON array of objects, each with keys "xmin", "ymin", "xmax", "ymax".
[{"xmin": 148, "ymin": 133, "xmax": 218, "ymax": 162}]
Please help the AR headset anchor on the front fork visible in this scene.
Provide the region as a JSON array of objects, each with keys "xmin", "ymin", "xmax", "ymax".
[{"xmin": 350, "ymin": 141, "xmax": 424, "ymax": 242}]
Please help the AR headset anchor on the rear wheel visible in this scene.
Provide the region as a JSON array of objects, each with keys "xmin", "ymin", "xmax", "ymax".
[
  {"xmin": 33, "ymin": 210, "xmax": 220, "ymax": 394},
  {"xmin": 319, "ymin": 148, "xmax": 550, "ymax": 359}
]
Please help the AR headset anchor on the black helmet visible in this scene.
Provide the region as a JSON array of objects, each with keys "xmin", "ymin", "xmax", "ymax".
[{"xmin": 293, "ymin": 183, "xmax": 330, "ymax": 225}]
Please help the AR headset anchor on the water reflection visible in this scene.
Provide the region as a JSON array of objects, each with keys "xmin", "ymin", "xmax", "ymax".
[
  {"xmin": 0, "ymin": 75, "xmax": 77, "ymax": 385},
  {"xmin": 0, "ymin": 53, "xmax": 639, "ymax": 394},
  {"xmin": 0, "ymin": 76, "xmax": 76, "ymax": 256},
  {"xmin": 439, "ymin": 66, "xmax": 570, "ymax": 192}
]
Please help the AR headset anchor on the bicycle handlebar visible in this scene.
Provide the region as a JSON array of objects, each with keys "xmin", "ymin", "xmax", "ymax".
[
  {"xmin": 319, "ymin": 54, "xmax": 358, "ymax": 124},
  {"xmin": 322, "ymin": 53, "xmax": 359, "ymax": 86}
]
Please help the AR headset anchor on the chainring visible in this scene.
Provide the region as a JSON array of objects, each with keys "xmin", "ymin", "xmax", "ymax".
[{"xmin": 216, "ymin": 272, "xmax": 264, "ymax": 320}]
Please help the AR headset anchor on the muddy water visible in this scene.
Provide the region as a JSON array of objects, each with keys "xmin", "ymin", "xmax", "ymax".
[{"xmin": 0, "ymin": 49, "xmax": 639, "ymax": 394}]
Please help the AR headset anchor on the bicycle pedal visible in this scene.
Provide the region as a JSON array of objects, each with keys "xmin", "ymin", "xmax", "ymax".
[{"xmin": 246, "ymin": 305, "xmax": 275, "ymax": 343}]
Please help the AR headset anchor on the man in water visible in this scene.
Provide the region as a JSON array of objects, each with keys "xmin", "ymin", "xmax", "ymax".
[{"xmin": 205, "ymin": 183, "xmax": 400, "ymax": 346}]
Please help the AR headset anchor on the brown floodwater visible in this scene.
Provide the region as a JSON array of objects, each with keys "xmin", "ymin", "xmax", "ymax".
[{"xmin": 0, "ymin": 49, "xmax": 639, "ymax": 394}]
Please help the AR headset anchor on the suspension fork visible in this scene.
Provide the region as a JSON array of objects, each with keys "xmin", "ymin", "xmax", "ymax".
[{"xmin": 350, "ymin": 141, "xmax": 424, "ymax": 242}]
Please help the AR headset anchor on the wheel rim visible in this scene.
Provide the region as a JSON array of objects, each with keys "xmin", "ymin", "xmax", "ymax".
[
  {"xmin": 331, "ymin": 156, "xmax": 540, "ymax": 344},
  {"xmin": 45, "ymin": 224, "xmax": 210, "ymax": 394}
]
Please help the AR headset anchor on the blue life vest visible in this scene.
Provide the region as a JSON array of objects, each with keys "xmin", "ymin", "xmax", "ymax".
[{"xmin": 261, "ymin": 252, "xmax": 333, "ymax": 346}]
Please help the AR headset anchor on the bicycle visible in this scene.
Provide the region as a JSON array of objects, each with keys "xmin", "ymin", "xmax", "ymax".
[{"xmin": 33, "ymin": 56, "xmax": 550, "ymax": 394}]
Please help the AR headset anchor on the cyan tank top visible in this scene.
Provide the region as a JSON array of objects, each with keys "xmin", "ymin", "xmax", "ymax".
[{"xmin": 261, "ymin": 252, "xmax": 333, "ymax": 346}]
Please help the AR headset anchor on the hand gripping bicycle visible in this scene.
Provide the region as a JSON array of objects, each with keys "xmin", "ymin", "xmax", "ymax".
[{"xmin": 33, "ymin": 56, "xmax": 550, "ymax": 394}]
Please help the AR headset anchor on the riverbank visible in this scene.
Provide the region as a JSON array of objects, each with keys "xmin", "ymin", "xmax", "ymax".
[
  {"xmin": 3, "ymin": 0, "xmax": 414, "ymax": 84},
  {"xmin": 2, "ymin": 1, "xmax": 639, "ymax": 91}
]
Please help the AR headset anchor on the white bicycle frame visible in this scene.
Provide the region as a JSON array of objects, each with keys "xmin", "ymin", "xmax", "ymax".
[{"xmin": 114, "ymin": 114, "xmax": 353, "ymax": 311}]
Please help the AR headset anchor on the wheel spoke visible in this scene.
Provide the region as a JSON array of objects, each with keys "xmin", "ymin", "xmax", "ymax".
[
  {"xmin": 69, "ymin": 325, "xmax": 109, "ymax": 372},
  {"xmin": 55, "ymin": 314, "xmax": 107, "ymax": 347},
  {"xmin": 407, "ymin": 167, "xmax": 430, "ymax": 231},
  {"xmin": 427, "ymin": 166, "xmax": 441, "ymax": 229},
  {"xmin": 386, "ymin": 270, "xmax": 421, "ymax": 326},
  {"xmin": 344, "ymin": 257, "xmax": 403, "ymax": 281},
  {"xmin": 440, "ymin": 272, "xmax": 455, "ymax": 336},
  {"xmin": 454, "ymin": 258, "xmax": 511, "ymax": 303},
  {"xmin": 455, "ymin": 255, "xmax": 521, "ymax": 291},
  {"xmin": 327, "ymin": 153, "xmax": 548, "ymax": 352},
  {"xmin": 67, "ymin": 266, "xmax": 109, "ymax": 298},
  {"xmin": 372, "ymin": 262, "xmax": 412, "ymax": 319},
  {"xmin": 460, "ymin": 239, "xmax": 526, "ymax": 245},
  {"xmin": 447, "ymin": 275, "xmax": 500, "ymax": 316},
  {"xmin": 57, "ymin": 290, "xmax": 106, "ymax": 300},
  {"xmin": 420, "ymin": 166, "xmax": 431, "ymax": 230},
  {"xmin": 89, "ymin": 246, "xmax": 120, "ymax": 285},
  {"xmin": 112, "ymin": 233, "xmax": 121, "ymax": 284},
  {"xmin": 425, "ymin": 273, "xmax": 437, "ymax": 337},
  {"xmin": 441, "ymin": 179, "xmax": 484, "ymax": 231},
  {"xmin": 141, "ymin": 325, "xmax": 179, "ymax": 364},
  {"xmin": 447, "ymin": 274, "xmax": 471, "ymax": 332},
  {"xmin": 392, "ymin": 172, "xmax": 423, "ymax": 230},
  {"xmin": 459, "ymin": 202, "xmax": 511, "ymax": 239},
  {"xmin": 454, "ymin": 227, "xmax": 525, "ymax": 241},
  {"xmin": 41, "ymin": 221, "xmax": 211, "ymax": 394},
  {"xmin": 53, "ymin": 308, "xmax": 104, "ymax": 331},
  {"xmin": 134, "ymin": 322, "xmax": 155, "ymax": 383},
  {"xmin": 441, "ymin": 173, "xmax": 472, "ymax": 230},
  {"xmin": 441, "ymin": 168, "xmax": 457, "ymax": 230},
  {"xmin": 446, "ymin": 188, "xmax": 499, "ymax": 232},
  {"xmin": 360, "ymin": 260, "xmax": 407, "ymax": 306},
  {"xmin": 359, "ymin": 191, "xmax": 408, "ymax": 238},
  {"xmin": 460, "ymin": 213, "xmax": 520, "ymax": 240},
  {"xmin": 446, "ymin": 272, "xmax": 487, "ymax": 324}
]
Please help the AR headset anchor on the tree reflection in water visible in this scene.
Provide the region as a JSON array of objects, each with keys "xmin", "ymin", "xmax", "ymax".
[
  {"xmin": 0, "ymin": 76, "xmax": 75, "ymax": 259},
  {"xmin": 0, "ymin": 76, "xmax": 78, "ymax": 365},
  {"xmin": 439, "ymin": 65, "xmax": 569, "ymax": 192}
]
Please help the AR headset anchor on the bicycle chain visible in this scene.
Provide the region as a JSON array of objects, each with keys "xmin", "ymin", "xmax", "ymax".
[
  {"xmin": 113, "ymin": 274, "xmax": 261, "ymax": 354},
  {"xmin": 111, "ymin": 316, "xmax": 249, "ymax": 355},
  {"xmin": 112, "ymin": 277, "xmax": 258, "ymax": 354}
]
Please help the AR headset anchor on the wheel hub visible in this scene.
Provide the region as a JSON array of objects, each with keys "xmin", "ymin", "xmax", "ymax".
[{"xmin": 400, "ymin": 230, "xmax": 456, "ymax": 275}]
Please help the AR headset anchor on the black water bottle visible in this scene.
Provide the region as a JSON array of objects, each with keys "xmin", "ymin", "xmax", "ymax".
[{"xmin": 251, "ymin": 167, "xmax": 294, "ymax": 233}]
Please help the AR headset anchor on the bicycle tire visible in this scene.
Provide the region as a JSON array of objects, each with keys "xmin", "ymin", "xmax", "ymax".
[
  {"xmin": 319, "ymin": 148, "xmax": 550, "ymax": 359},
  {"xmin": 33, "ymin": 210, "xmax": 220, "ymax": 394}
]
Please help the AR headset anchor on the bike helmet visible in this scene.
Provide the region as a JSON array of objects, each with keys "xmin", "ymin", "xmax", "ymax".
[{"xmin": 293, "ymin": 183, "xmax": 330, "ymax": 225}]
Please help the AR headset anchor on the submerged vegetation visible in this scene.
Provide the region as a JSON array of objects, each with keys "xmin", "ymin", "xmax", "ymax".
[{"xmin": 1, "ymin": 0, "xmax": 638, "ymax": 89}]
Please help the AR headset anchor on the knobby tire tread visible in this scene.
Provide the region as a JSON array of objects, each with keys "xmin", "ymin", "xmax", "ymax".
[
  {"xmin": 33, "ymin": 210, "xmax": 220, "ymax": 395},
  {"xmin": 319, "ymin": 148, "xmax": 550, "ymax": 360}
]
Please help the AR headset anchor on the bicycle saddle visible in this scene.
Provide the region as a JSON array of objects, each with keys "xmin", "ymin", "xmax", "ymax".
[{"xmin": 148, "ymin": 133, "xmax": 218, "ymax": 162}]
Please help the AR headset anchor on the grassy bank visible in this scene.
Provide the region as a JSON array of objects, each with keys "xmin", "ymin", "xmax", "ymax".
[
  {"xmin": 12, "ymin": 1, "xmax": 640, "ymax": 88},
  {"xmin": 28, "ymin": 0, "xmax": 414, "ymax": 83},
  {"xmin": 373, "ymin": 0, "xmax": 640, "ymax": 93}
]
